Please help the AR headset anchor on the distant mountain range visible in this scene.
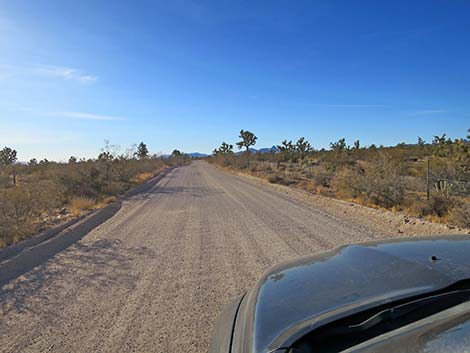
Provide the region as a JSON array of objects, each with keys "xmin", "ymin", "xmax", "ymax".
[
  {"xmin": 234, "ymin": 146, "xmax": 279, "ymax": 155},
  {"xmin": 186, "ymin": 152, "xmax": 209, "ymax": 158},
  {"xmin": 184, "ymin": 146, "xmax": 279, "ymax": 158},
  {"xmin": 160, "ymin": 146, "xmax": 280, "ymax": 159}
]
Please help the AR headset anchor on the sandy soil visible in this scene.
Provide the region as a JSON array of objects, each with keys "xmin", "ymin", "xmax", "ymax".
[{"xmin": 0, "ymin": 161, "xmax": 466, "ymax": 353}]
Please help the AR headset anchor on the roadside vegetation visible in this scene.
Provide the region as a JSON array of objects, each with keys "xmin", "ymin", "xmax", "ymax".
[
  {"xmin": 0, "ymin": 141, "xmax": 188, "ymax": 247},
  {"xmin": 211, "ymin": 129, "xmax": 470, "ymax": 230}
]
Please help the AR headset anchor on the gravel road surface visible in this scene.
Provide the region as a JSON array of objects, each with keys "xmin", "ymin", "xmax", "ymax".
[{"xmin": 0, "ymin": 161, "xmax": 426, "ymax": 352}]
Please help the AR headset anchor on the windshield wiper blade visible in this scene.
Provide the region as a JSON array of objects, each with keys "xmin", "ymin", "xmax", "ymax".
[
  {"xmin": 346, "ymin": 290, "xmax": 470, "ymax": 332},
  {"xmin": 291, "ymin": 285, "xmax": 470, "ymax": 353}
]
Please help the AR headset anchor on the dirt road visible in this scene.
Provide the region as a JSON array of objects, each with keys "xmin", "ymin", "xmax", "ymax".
[{"xmin": 0, "ymin": 161, "xmax": 411, "ymax": 352}]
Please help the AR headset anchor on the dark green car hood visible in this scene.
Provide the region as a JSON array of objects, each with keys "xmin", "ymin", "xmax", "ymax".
[{"xmin": 232, "ymin": 235, "xmax": 470, "ymax": 353}]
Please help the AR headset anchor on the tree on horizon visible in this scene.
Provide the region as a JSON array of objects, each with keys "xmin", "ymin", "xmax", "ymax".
[{"xmin": 236, "ymin": 130, "xmax": 257, "ymax": 154}]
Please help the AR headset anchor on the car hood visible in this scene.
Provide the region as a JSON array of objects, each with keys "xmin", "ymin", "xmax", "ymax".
[{"xmin": 234, "ymin": 235, "xmax": 470, "ymax": 353}]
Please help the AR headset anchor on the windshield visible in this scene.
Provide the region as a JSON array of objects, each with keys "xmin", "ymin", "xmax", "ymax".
[{"xmin": 418, "ymin": 320, "xmax": 470, "ymax": 353}]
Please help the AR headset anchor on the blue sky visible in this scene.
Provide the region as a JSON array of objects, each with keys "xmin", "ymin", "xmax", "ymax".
[{"xmin": 0, "ymin": 0, "xmax": 469, "ymax": 161}]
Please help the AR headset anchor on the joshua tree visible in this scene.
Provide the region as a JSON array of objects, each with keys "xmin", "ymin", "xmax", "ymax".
[
  {"xmin": 396, "ymin": 142, "xmax": 406, "ymax": 148},
  {"xmin": 432, "ymin": 134, "xmax": 452, "ymax": 157},
  {"xmin": 353, "ymin": 140, "xmax": 361, "ymax": 150},
  {"xmin": 0, "ymin": 146, "xmax": 18, "ymax": 185},
  {"xmin": 171, "ymin": 149, "xmax": 183, "ymax": 158},
  {"xmin": 277, "ymin": 140, "xmax": 295, "ymax": 162},
  {"xmin": 236, "ymin": 130, "xmax": 257, "ymax": 154},
  {"xmin": 329, "ymin": 138, "xmax": 347, "ymax": 153},
  {"xmin": 295, "ymin": 137, "xmax": 312, "ymax": 160},
  {"xmin": 0, "ymin": 147, "xmax": 17, "ymax": 166},
  {"xmin": 135, "ymin": 142, "xmax": 149, "ymax": 159},
  {"xmin": 213, "ymin": 142, "xmax": 234, "ymax": 157},
  {"xmin": 417, "ymin": 136, "xmax": 425, "ymax": 148},
  {"xmin": 98, "ymin": 151, "xmax": 114, "ymax": 161}
]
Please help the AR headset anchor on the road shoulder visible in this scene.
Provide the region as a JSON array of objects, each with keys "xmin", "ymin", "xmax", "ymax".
[{"xmin": 213, "ymin": 164, "xmax": 470, "ymax": 238}]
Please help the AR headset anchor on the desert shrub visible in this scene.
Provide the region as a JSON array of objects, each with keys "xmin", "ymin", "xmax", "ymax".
[
  {"xmin": 407, "ymin": 198, "xmax": 433, "ymax": 217},
  {"xmin": 0, "ymin": 182, "xmax": 60, "ymax": 246},
  {"xmin": 266, "ymin": 174, "xmax": 295, "ymax": 186},
  {"xmin": 286, "ymin": 162, "xmax": 296, "ymax": 172},
  {"xmin": 365, "ymin": 175, "xmax": 405, "ymax": 208},
  {"xmin": 429, "ymin": 193, "xmax": 455, "ymax": 217},
  {"xmin": 402, "ymin": 176, "xmax": 425, "ymax": 192},
  {"xmin": 331, "ymin": 168, "xmax": 363, "ymax": 199},
  {"xmin": 234, "ymin": 159, "xmax": 249, "ymax": 170},
  {"xmin": 249, "ymin": 164, "xmax": 258, "ymax": 173},
  {"xmin": 303, "ymin": 180, "xmax": 316, "ymax": 193},
  {"xmin": 331, "ymin": 153, "xmax": 405, "ymax": 208},
  {"xmin": 57, "ymin": 162, "xmax": 102, "ymax": 199},
  {"xmin": 310, "ymin": 165, "xmax": 335, "ymax": 188},
  {"xmin": 278, "ymin": 177, "xmax": 296, "ymax": 186},
  {"xmin": 361, "ymin": 154, "xmax": 405, "ymax": 208},
  {"xmin": 449, "ymin": 202, "xmax": 470, "ymax": 228},
  {"xmin": 56, "ymin": 157, "xmax": 165, "ymax": 200},
  {"xmin": 430, "ymin": 157, "xmax": 458, "ymax": 180},
  {"xmin": 267, "ymin": 174, "xmax": 282, "ymax": 183},
  {"xmin": 217, "ymin": 157, "xmax": 232, "ymax": 167},
  {"xmin": 0, "ymin": 173, "xmax": 10, "ymax": 187},
  {"xmin": 264, "ymin": 164, "xmax": 273, "ymax": 172}
]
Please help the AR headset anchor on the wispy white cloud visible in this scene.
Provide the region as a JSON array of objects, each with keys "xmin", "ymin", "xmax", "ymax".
[
  {"xmin": 310, "ymin": 104, "xmax": 385, "ymax": 108},
  {"xmin": 324, "ymin": 104, "xmax": 385, "ymax": 108},
  {"xmin": 45, "ymin": 111, "xmax": 124, "ymax": 121},
  {"xmin": 410, "ymin": 109, "xmax": 447, "ymax": 115},
  {"xmin": 0, "ymin": 103, "xmax": 124, "ymax": 121},
  {"xmin": 33, "ymin": 65, "xmax": 97, "ymax": 84},
  {"xmin": 0, "ymin": 64, "xmax": 97, "ymax": 84}
]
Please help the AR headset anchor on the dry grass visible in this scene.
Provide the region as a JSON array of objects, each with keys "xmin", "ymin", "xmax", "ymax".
[
  {"xmin": 132, "ymin": 172, "xmax": 154, "ymax": 183},
  {"xmin": 95, "ymin": 196, "xmax": 117, "ymax": 209},
  {"xmin": 68, "ymin": 197, "xmax": 96, "ymax": 216}
]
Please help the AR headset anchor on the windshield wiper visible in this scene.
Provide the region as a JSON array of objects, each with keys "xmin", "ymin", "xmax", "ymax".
[
  {"xmin": 340, "ymin": 289, "xmax": 470, "ymax": 334},
  {"xmin": 291, "ymin": 288, "xmax": 470, "ymax": 353}
]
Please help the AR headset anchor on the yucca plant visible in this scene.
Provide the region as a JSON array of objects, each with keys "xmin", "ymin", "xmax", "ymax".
[
  {"xmin": 433, "ymin": 180, "xmax": 454, "ymax": 199},
  {"xmin": 430, "ymin": 180, "xmax": 455, "ymax": 216}
]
